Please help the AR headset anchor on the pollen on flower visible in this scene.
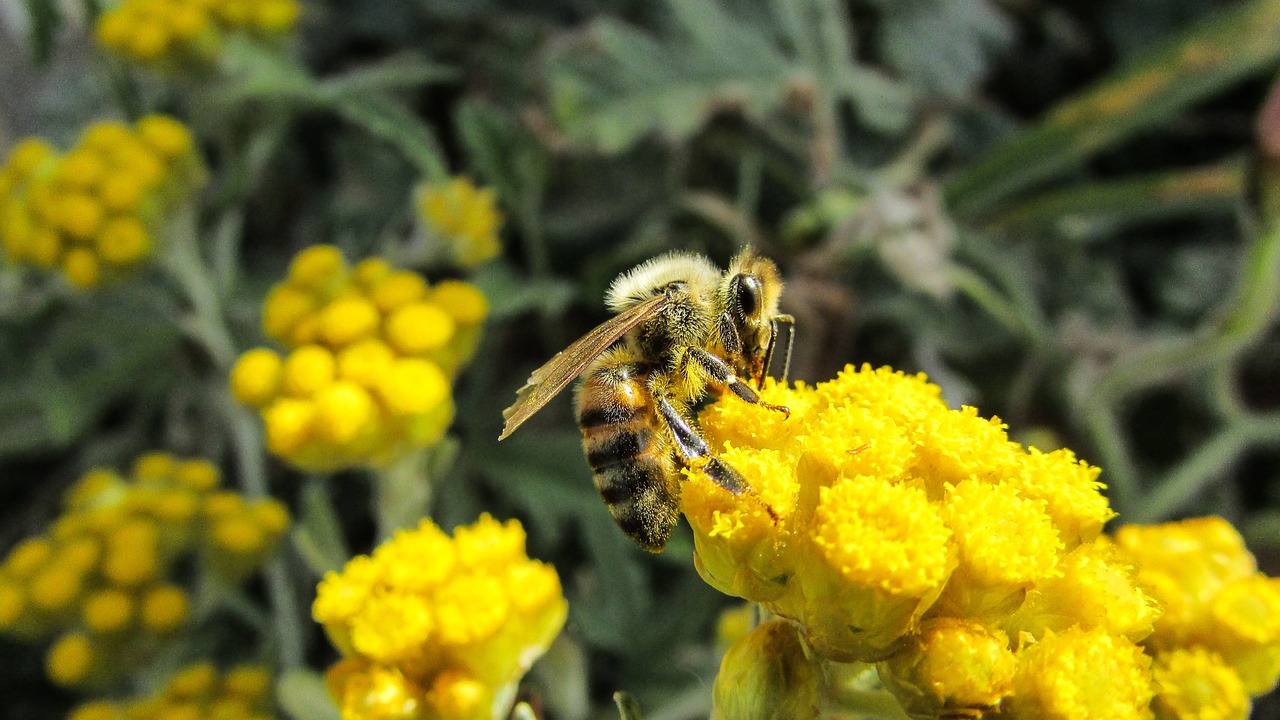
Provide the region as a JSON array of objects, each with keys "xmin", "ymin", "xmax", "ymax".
[
  {"xmin": 878, "ymin": 617, "xmax": 1015, "ymax": 717},
  {"xmin": 1004, "ymin": 626, "xmax": 1155, "ymax": 719}
]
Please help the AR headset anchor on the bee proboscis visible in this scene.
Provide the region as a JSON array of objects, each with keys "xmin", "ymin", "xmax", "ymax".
[{"xmin": 499, "ymin": 250, "xmax": 792, "ymax": 552}]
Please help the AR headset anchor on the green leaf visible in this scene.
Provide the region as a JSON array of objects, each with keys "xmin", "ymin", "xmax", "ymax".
[
  {"xmin": 547, "ymin": 0, "xmax": 911, "ymax": 153},
  {"xmin": 877, "ymin": 0, "xmax": 1014, "ymax": 98},
  {"xmin": 471, "ymin": 262, "xmax": 576, "ymax": 319},
  {"xmin": 331, "ymin": 93, "xmax": 449, "ymax": 180},
  {"xmin": 291, "ymin": 480, "xmax": 352, "ymax": 577},
  {"xmin": 946, "ymin": 0, "xmax": 1280, "ymax": 217},
  {"xmin": 276, "ymin": 670, "xmax": 342, "ymax": 720}
]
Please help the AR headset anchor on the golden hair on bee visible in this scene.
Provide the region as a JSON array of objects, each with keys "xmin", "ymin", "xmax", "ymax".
[{"xmin": 500, "ymin": 249, "xmax": 792, "ymax": 552}]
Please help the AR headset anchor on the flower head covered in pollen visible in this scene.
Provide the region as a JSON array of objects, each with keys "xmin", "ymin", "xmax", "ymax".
[
  {"xmin": 691, "ymin": 364, "xmax": 1280, "ymax": 718},
  {"xmin": 231, "ymin": 245, "xmax": 488, "ymax": 471},
  {"xmin": 415, "ymin": 177, "xmax": 503, "ymax": 269},
  {"xmin": 95, "ymin": 0, "xmax": 300, "ymax": 70},
  {"xmin": 688, "ymin": 365, "xmax": 1139, "ymax": 717},
  {"xmin": 0, "ymin": 452, "xmax": 288, "ymax": 688},
  {"xmin": 67, "ymin": 662, "xmax": 276, "ymax": 720},
  {"xmin": 0, "ymin": 117, "xmax": 205, "ymax": 289},
  {"xmin": 313, "ymin": 514, "xmax": 567, "ymax": 720}
]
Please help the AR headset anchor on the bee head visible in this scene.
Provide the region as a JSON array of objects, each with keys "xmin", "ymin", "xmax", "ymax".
[{"xmin": 724, "ymin": 251, "xmax": 783, "ymax": 384}]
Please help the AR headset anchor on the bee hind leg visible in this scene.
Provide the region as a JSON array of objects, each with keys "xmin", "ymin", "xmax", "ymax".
[{"xmin": 654, "ymin": 395, "xmax": 748, "ymax": 495}]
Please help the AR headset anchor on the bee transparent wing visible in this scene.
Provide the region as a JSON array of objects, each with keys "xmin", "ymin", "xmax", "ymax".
[{"xmin": 499, "ymin": 292, "xmax": 668, "ymax": 440}]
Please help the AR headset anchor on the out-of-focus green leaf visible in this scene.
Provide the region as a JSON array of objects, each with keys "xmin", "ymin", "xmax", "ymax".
[
  {"xmin": 947, "ymin": 0, "xmax": 1280, "ymax": 217},
  {"xmin": 988, "ymin": 162, "xmax": 1246, "ymax": 237},
  {"xmin": 292, "ymin": 480, "xmax": 351, "ymax": 577},
  {"xmin": 277, "ymin": 670, "xmax": 342, "ymax": 720},
  {"xmin": 530, "ymin": 635, "xmax": 590, "ymax": 720},
  {"xmin": 547, "ymin": 0, "xmax": 911, "ymax": 153},
  {"xmin": 877, "ymin": 0, "xmax": 1014, "ymax": 98},
  {"xmin": 472, "ymin": 262, "xmax": 575, "ymax": 319}
]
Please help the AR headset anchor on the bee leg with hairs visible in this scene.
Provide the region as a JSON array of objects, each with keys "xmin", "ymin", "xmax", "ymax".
[
  {"xmin": 685, "ymin": 347, "xmax": 790, "ymax": 418},
  {"xmin": 653, "ymin": 395, "xmax": 748, "ymax": 495}
]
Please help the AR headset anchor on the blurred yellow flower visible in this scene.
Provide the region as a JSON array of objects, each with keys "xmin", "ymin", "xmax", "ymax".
[
  {"xmin": 0, "ymin": 117, "xmax": 204, "ymax": 289},
  {"xmin": 315, "ymin": 515, "xmax": 566, "ymax": 720},
  {"xmin": 415, "ymin": 177, "xmax": 503, "ymax": 268},
  {"xmin": 96, "ymin": 0, "xmax": 299, "ymax": 69},
  {"xmin": 0, "ymin": 453, "xmax": 287, "ymax": 688},
  {"xmin": 67, "ymin": 662, "xmax": 276, "ymax": 720},
  {"xmin": 235, "ymin": 245, "xmax": 486, "ymax": 471}
]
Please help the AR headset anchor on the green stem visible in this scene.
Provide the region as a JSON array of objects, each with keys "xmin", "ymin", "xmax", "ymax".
[
  {"xmin": 223, "ymin": 391, "xmax": 306, "ymax": 671},
  {"xmin": 162, "ymin": 208, "xmax": 236, "ymax": 369}
]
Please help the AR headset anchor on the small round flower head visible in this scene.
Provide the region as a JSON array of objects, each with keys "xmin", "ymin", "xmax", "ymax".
[
  {"xmin": 711, "ymin": 619, "xmax": 820, "ymax": 720},
  {"xmin": 235, "ymin": 245, "xmax": 481, "ymax": 471},
  {"xmin": 314, "ymin": 515, "xmax": 566, "ymax": 720},
  {"xmin": 878, "ymin": 617, "xmax": 1016, "ymax": 718},
  {"xmin": 1004, "ymin": 626, "xmax": 1155, "ymax": 719},
  {"xmin": 95, "ymin": 0, "xmax": 300, "ymax": 70},
  {"xmin": 1151, "ymin": 647, "xmax": 1249, "ymax": 720},
  {"xmin": 415, "ymin": 177, "xmax": 503, "ymax": 268},
  {"xmin": 0, "ymin": 117, "xmax": 204, "ymax": 289}
]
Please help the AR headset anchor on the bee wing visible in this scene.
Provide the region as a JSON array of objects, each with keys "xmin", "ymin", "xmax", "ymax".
[{"xmin": 499, "ymin": 292, "xmax": 668, "ymax": 440}]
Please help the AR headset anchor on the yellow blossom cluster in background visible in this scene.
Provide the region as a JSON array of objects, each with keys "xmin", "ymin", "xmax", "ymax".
[
  {"xmin": 313, "ymin": 515, "xmax": 566, "ymax": 720},
  {"xmin": 95, "ymin": 0, "xmax": 300, "ymax": 69},
  {"xmin": 68, "ymin": 661, "xmax": 276, "ymax": 720},
  {"xmin": 0, "ymin": 117, "xmax": 204, "ymax": 289},
  {"xmin": 231, "ymin": 244, "xmax": 488, "ymax": 471},
  {"xmin": 415, "ymin": 177, "xmax": 503, "ymax": 269},
  {"xmin": 688, "ymin": 364, "xmax": 1280, "ymax": 719},
  {"xmin": 0, "ymin": 452, "xmax": 288, "ymax": 689}
]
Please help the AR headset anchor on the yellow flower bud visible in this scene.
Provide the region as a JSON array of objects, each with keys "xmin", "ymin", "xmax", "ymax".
[
  {"xmin": 67, "ymin": 701, "xmax": 121, "ymax": 720},
  {"xmin": 314, "ymin": 381, "xmax": 376, "ymax": 445},
  {"xmin": 879, "ymin": 618, "xmax": 1015, "ymax": 718},
  {"xmin": 288, "ymin": 244, "xmax": 346, "ymax": 290},
  {"xmin": 1004, "ymin": 627, "xmax": 1154, "ymax": 719},
  {"xmin": 376, "ymin": 359, "xmax": 449, "ymax": 416},
  {"xmin": 231, "ymin": 348, "xmax": 284, "ymax": 407},
  {"xmin": 46, "ymin": 631, "xmax": 99, "ymax": 686},
  {"xmin": 223, "ymin": 665, "xmax": 273, "ymax": 700},
  {"xmin": 429, "ymin": 281, "xmax": 488, "ymax": 326},
  {"xmin": 133, "ymin": 451, "xmax": 177, "ymax": 482},
  {"xmin": 262, "ymin": 285, "xmax": 317, "ymax": 344},
  {"xmin": 136, "ymin": 115, "xmax": 195, "ymax": 162},
  {"xmin": 336, "ymin": 339, "xmax": 396, "ymax": 390},
  {"xmin": 141, "ymin": 584, "xmax": 189, "ymax": 633},
  {"xmin": 385, "ymin": 302, "xmax": 456, "ymax": 355},
  {"xmin": 282, "ymin": 345, "xmax": 337, "ymax": 397},
  {"xmin": 4, "ymin": 537, "xmax": 54, "ymax": 578},
  {"xmin": 174, "ymin": 459, "xmax": 220, "ymax": 492},
  {"xmin": 320, "ymin": 296, "xmax": 381, "ymax": 347},
  {"xmin": 353, "ymin": 257, "xmax": 393, "ymax": 288},
  {"xmin": 253, "ymin": 0, "xmax": 301, "ymax": 33},
  {"xmin": 82, "ymin": 588, "xmax": 135, "ymax": 635},
  {"xmin": 98, "ymin": 172, "xmax": 146, "ymax": 212},
  {"xmin": 427, "ymin": 670, "xmax": 488, "ymax": 720},
  {"xmin": 57, "ymin": 150, "xmax": 107, "ymax": 189},
  {"xmin": 328, "ymin": 661, "xmax": 426, "ymax": 720},
  {"xmin": 165, "ymin": 662, "xmax": 218, "ymax": 699},
  {"xmin": 1151, "ymin": 648, "xmax": 1248, "ymax": 720},
  {"xmin": 370, "ymin": 270, "xmax": 429, "ymax": 312},
  {"xmin": 30, "ymin": 564, "xmax": 85, "ymax": 613},
  {"xmin": 96, "ymin": 216, "xmax": 151, "ymax": 265},
  {"xmin": 264, "ymin": 398, "xmax": 316, "ymax": 456},
  {"xmin": 711, "ymin": 620, "xmax": 819, "ymax": 720},
  {"xmin": 129, "ymin": 19, "xmax": 171, "ymax": 60},
  {"xmin": 63, "ymin": 248, "xmax": 102, "ymax": 289}
]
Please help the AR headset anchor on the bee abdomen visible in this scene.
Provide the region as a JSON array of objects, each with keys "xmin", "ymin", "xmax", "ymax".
[{"xmin": 592, "ymin": 458, "xmax": 679, "ymax": 552}]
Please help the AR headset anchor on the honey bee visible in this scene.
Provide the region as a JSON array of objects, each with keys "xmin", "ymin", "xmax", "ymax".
[{"xmin": 499, "ymin": 250, "xmax": 793, "ymax": 552}]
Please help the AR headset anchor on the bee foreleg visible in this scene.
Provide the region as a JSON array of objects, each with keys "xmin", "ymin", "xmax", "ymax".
[
  {"xmin": 653, "ymin": 395, "xmax": 748, "ymax": 495},
  {"xmin": 685, "ymin": 347, "xmax": 790, "ymax": 418}
]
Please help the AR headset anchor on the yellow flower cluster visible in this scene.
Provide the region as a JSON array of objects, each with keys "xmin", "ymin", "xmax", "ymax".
[
  {"xmin": 1116, "ymin": 517, "xmax": 1278, "ymax": 719},
  {"xmin": 415, "ymin": 177, "xmax": 502, "ymax": 269},
  {"xmin": 688, "ymin": 365, "xmax": 1149, "ymax": 718},
  {"xmin": 0, "ymin": 117, "xmax": 204, "ymax": 289},
  {"xmin": 95, "ymin": 0, "xmax": 300, "ymax": 69},
  {"xmin": 313, "ymin": 515, "xmax": 567, "ymax": 720},
  {"xmin": 231, "ymin": 245, "xmax": 488, "ymax": 471},
  {"xmin": 0, "ymin": 452, "xmax": 288, "ymax": 688},
  {"xmin": 68, "ymin": 662, "xmax": 275, "ymax": 720}
]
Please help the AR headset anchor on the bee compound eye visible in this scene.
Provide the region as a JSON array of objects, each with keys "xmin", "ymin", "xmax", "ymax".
[{"xmin": 732, "ymin": 274, "xmax": 762, "ymax": 318}]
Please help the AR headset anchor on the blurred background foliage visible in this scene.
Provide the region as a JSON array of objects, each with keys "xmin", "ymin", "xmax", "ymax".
[{"xmin": 2, "ymin": 0, "xmax": 1280, "ymax": 717}]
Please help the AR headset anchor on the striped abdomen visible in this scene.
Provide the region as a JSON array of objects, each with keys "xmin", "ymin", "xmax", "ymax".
[{"xmin": 576, "ymin": 356, "xmax": 679, "ymax": 552}]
